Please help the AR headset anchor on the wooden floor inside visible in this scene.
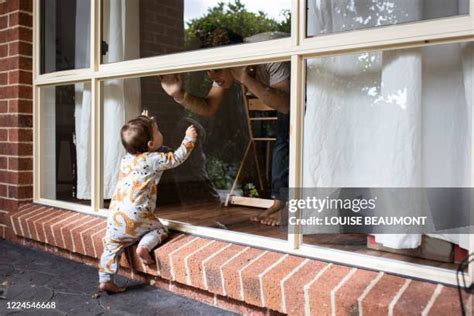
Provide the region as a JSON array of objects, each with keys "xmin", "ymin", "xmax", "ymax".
[
  {"xmin": 158, "ymin": 202, "xmax": 461, "ymax": 271},
  {"xmin": 159, "ymin": 201, "xmax": 288, "ymax": 239}
]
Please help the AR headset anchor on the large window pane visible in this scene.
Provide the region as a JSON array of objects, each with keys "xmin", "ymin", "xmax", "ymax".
[
  {"xmin": 101, "ymin": 0, "xmax": 291, "ymax": 64},
  {"xmin": 40, "ymin": 83, "xmax": 91, "ymax": 205},
  {"xmin": 306, "ymin": 0, "xmax": 469, "ymax": 37},
  {"xmin": 101, "ymin": 61, "xmax": 291, "ymax": 240},
  {"xmin": 40, "ymin": 0, "xmax": 91, "ymax": 73},
  {"xmin": 302, "ymin": 41, "xmax": 473, "ymax": 271}
]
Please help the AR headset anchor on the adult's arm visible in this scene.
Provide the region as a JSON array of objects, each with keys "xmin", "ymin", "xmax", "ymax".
[
  {"xmin": 180, "ymin": 86, "xmax": 225, "ymax": 117},
  {"xmin": 231, "ymin": 67, "xmax": 290, "ymax": 114},
  {"xmin": 160, "ymin": 74, "xmax": 225, "ymax": 117}
]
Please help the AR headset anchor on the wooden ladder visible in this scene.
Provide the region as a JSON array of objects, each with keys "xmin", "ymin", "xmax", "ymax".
[{"xmin": 225, "ymin": 85, "xmax": 276, "ymax": 209}]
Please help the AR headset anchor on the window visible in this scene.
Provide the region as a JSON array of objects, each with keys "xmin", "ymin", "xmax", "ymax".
[
  {"xmin": 34, "ymin": 0, "xmax": 474, "ymax": 286},
  {"xmin": 302, "ymin": 41, "xmax": 473, "ymax": 272},
  {"xmin": 39, "ymin": 83, "xmax": 91, "ymax": 206},
  {"xmin": 40, "ymin": 0, "xmax": 91, "ymax": 73},
  {"xmin": 101, "ymin": 0, "xmax": 291, "ymax": 64},
  {"xmin": 306, "ymin": 0, "xmax": 469, "ymax": 37},
  {"xmin": 100, "ymin": 63, "xmax": 290, "ymax": 240}
]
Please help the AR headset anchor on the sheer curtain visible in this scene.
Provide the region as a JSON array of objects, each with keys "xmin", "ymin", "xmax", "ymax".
[
  {"xmin": 305, "ymin": 0, "xmax": 471, "ymax": 249},
  {"xmin": 429, "ymin": 42, "xmax": 474, "ymax": 250},
  {"xmin": 74, "ymin": 0, "xmax": 91, "ymax": 199},
  {"xmin": 75, "ymin": 0, "xmax": 141, "ymax": 200}
]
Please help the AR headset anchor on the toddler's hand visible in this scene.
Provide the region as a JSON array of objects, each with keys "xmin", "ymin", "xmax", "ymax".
[
  {"xmin": 186, "ymin": 125, "xmax": 198, "ymax": 140},
  {"xmin": 141, "ymin": 109, "xmax": 155, "ymax": 121}
]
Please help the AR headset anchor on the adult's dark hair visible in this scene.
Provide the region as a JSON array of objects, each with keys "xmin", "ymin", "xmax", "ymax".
[
  {"xmin": 120, "ymin": 116, "xmax": 155, "ymax": 155},
  {"xmin": 200, "ymin": 27, "xmax": 244, "ymax": 48}
]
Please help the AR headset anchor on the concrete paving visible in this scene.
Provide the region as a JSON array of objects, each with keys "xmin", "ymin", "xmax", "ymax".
[{"xmin": 0, "ymin": 240, "xmax": 237, "ymax": 315}]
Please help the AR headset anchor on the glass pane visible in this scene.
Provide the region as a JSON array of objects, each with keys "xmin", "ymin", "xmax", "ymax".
[
  {"xmin": 40, "ymin": 0, "xmax": 91, "ymax": 73},
  {"xmin": 40, "ymin": 83, "xmax": 91, "ymax": 205},
  {"xmin": 101, "ymin": 0, "xmax": 291, "ymax": 64},
  {"xmin": 307, "ymin": 0, "xmax": 469, "ymax": 37},
  {"xmin": 101, "ymin": 61, "xmax": 291, "ymax": 240},
  {"xmin": 302, "ymin": 41, "xmax": 474, "ymax": 271}
]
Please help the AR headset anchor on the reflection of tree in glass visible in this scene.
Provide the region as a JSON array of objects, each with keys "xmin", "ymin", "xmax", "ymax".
[
  {"xmin": 183, "ymin": 71, "xmax": 212, "ymax": 99},
  {"xmin": 205, "ymin": 155, "xmax": 236, "ymax": 189},
  {"xmin": 185, "ymin": 0, "xmax": 290, "ymax": 49},
  {"xmin": 330, "ymin": 0, "xmax": 408, "ymax": 32},
  {"xmin": 182, "ymin": 71, "xmax": 250, "ymax": 190}
]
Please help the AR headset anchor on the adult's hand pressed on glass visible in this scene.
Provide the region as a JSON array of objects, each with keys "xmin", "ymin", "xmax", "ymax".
[{"xmin": 159, "ymin": 74, "xmax": 184, "ymax": 102}]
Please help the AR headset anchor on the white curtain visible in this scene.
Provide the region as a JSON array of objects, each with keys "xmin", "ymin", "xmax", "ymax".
[
  {"xmin": 74, "ymin": 0, "xmax": 91, "ymax": 199},
  {"xmin": 305, "ymin": 1, "xmax": 471, "ymax": 249},
  {"xmin": 75, "ymin": 0, "xmax": 141, "ymax": 199},
  {"xmin": 427, "ymin": 42, "xmax": 474, "ymax": 250}
]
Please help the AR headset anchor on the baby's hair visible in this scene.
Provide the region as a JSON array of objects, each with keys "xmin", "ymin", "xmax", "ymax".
[{"xmin": 121, "ymin": 115, "xmax": 156, "ymax": 155}]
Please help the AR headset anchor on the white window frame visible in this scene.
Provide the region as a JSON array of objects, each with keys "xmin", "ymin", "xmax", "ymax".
[{"xmin": 32, "ymin": 0, "xmax": 474, "ymax": 286}]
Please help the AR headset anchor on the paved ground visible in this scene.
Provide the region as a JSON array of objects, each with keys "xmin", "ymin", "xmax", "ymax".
[{"xmin": 0, "ymin": 240, "xmax": 237, "ymax": 315}]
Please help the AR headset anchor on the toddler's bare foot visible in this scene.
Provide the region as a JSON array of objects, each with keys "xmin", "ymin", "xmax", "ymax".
[
  {"xmin": 136, "ymin": 246, "xmax": 154, "ymax": 265},
  {"xmin": 99, "ymin": 281, "xmax": 126, "ymax": 294}
]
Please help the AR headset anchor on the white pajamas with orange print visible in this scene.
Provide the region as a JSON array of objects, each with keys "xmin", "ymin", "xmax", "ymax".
[{"xmin": 99, "ymin": 136, "xmax": 194, "ymax": 283}]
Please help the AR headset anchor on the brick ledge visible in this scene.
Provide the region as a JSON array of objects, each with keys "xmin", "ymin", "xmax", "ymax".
[{"xmin": 7, "ymin": 203, "xmax": 472, "ymax": 316}]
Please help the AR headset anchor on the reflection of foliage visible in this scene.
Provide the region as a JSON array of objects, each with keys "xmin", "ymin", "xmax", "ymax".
[
  {"xmin": 182, "ymin": 71, "xmax": 213, "ymax": 123},
  {"xmin": 243, "ymin": 182, "xmax": 259, "ymax": 198},
  {"xmin": 277, "ymin": 10, "xmax": 291, "ymax": 34},
  {"xmin": 185, "ymin": 0, "xmax": 291, "ymax": 48},
  {"xmin": 184, "ymin": 81, "xmax": 249, "ymax": 165},
  {"xmin": 205, "ymin": 155, "xmax": 237, "ymax": 189},
  {"xmin": 184, "ymin": 71, "xmax": 212, "ymax": 98}
]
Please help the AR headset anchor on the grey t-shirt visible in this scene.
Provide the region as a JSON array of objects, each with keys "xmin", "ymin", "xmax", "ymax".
[
  {"xmin": 212, "ymin": 61, "xmax": 290, "ymax": 88},
  {"xmin": 254, "ymin": 61, "xmax": 290, "ymax": 87},
  {"xmin": 213, "ymin": 31, "xmax": 291, "ymax": 88},
  {"xmin": 246, "ymin": 32, "xmax": 290, "ymax": 87}
]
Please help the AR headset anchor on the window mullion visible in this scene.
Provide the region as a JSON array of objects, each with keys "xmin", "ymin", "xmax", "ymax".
[
  {"xmin": 91, "ymin": 0, "xmax": 100, "ymax": 72},
  {"xmin": 91, "ymin": 78, "xmax": 102, "ymax": 211},
  {"xmin": 288, "ymin": 54, "xmax": 305, "ymax": 249},
  {"xmin": 32, "ymin": 0, "xmax": 40, "ymax": 202},
  {"xmin": 291, "ymin": 0, "xmax": 301, "ymax": 47},
  {"xmin": 470, "ymin": 52, "xmax": 474, "ymax": 285},
  {"xmin": 33, "ymin": 86, "xmax": 40, "ymax": 201},
  {"xmin": 90, "ymin": 0, "xmax": 102, "ymax": 211}
]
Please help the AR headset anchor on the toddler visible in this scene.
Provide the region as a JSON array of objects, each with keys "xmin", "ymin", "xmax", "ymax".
[{"xmin": 98, "ymin": 110, "xmax": 197, "ymax": 293}]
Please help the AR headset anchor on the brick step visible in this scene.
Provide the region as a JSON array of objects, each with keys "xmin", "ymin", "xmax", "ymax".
[{"xmin": 8, "ymin": 203, "xmax": 472, "ymax": 316}]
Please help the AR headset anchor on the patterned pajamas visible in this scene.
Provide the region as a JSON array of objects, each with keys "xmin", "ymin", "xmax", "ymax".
[{"xmin": 99, "ymin": 136, "xmax": 194, "ymax": 283}]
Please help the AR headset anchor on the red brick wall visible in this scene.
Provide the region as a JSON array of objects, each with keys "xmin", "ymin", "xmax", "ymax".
[
  {"xmin": 139, "ymin": 0, "xmax": 185, "ymax": 138},
  {"xmin": 10, "ymin": 203, "xmax": 472, "ymax": 316},
  {"xmin": 0, "ymin": 0, "xmax": 33, "ymax": 239}
]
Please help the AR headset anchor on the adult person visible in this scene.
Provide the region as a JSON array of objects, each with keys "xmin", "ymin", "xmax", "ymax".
[{"xmin": 160, "ymin": 29, "xmax": 290, "ymax": 226}]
